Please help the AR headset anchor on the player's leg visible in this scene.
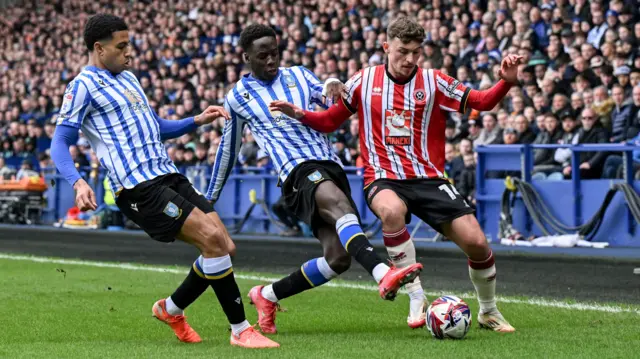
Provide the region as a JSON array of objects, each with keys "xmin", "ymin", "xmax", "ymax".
[
  {"xmin": 313, "ymin": 167, "xmax": 422, "ymax": 300},
  {"xmin": 157, "ymin": 180, "xmax": 235, "ymax": 326},
  {"xmin": 118, "ymin": 175, "xmax": 277, "ymax": 348},
  {"xmin": 206, "ymin": 211, "xmax": 236, "ymax": 256},
  {"xmin": 249, "ymin": 225, "xmax": 350, "ymax": 333},
  {"xmin": 420, "ymin": 178, "xmax": 514, "ymax": 333},
  {"xmin": 175, "ymin": 207, "xmax": 279, "ymax": 347},
  {"xmin": 440, "ymin": 214, "xmax": 514, "ymax": 333},
  {"xmin": 171, "ymin": 175, "xmax": 277, "ymax": 347},
  {"xmin": 115, "ymin": 182, "xmax": 206, "ymax": 344},
  {"xmin": 367, "ymin": 184, "xmax": 425, "ymax": 329}
]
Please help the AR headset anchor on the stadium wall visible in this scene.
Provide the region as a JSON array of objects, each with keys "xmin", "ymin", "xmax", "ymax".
[{"xmin": 42, "ymin": 144, "xmax": 640, "ymax": 247}]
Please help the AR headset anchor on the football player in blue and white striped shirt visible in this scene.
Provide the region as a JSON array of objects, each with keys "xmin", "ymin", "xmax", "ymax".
[
  {"xmin": 206, "ymin": 24, "xmax": 422, "ymax": 335},
  {"xmin": 50, "ymin": 14, "xmax": 278, "ymax": 349}
]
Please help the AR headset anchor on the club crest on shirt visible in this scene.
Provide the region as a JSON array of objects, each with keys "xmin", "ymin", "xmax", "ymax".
[
  {"xmin": 283, "ymin": 74, "xmax": 296, "ymax": 88},
  {"xmin": 384, "ymin": 109, "xmax": 412, "ymax": 146},
  {"xmin": 307, "ymin": 170, "xmax": 324, "ymax": 183},
  {"xmin": 414, "ymin": 89, "xmax": 426, "ymax": 102},
  {"xmin": 163, "ymin": 201, "xmax": 182, "ymax": 219}
]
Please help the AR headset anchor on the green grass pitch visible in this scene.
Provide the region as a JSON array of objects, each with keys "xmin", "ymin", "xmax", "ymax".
[{"xmin": 1, "ymin": 256, "xmax": 639, "ymax": 359}]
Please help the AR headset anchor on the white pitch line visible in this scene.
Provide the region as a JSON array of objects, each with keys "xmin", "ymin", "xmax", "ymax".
[{"xmin": 1, "ymin": 253, "xmax": 638, "ymax": 315}]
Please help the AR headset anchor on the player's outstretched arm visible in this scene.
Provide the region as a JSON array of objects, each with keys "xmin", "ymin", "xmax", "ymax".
[
  {"xmin": 51, "ymin": 79, "xmax": 97, "ymax": 211},
  {"xmin": 50, "ymin": 125, "xmax": 97, "ymax": 211},
  {"xmin": 465, "ymin": 54, "xmax": 523, "ymax": 111},
  {"xmin": 269, "ymin": 99, "xmax": 352, "ymax": 133},
  {"xmin": 155, "ymin": 106, "xmax": 230, "ymax": 141},
  {"xmin": 205, "ymin": 101, "xmax": 244, "ymax": 204}
]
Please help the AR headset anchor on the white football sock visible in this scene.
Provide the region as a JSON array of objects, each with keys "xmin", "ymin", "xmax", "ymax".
[
  {"xmin": 385, "ymin": 237, "xmax": 423, "ymax": 294},
  {"xmin": 261, "ymin": 284, "xmax": 278, "ymax": 303},
  {"xmin": 408, "ymin": 288, "xmax": 425, "ymax": 315},
  {"xmin": 469, "ymin": 264, "xmax": 497, "ymax": 314},
  {"xmin": 372, "ymin": 263, "xmax": 390, "ymax": 283},
  {"xmin": 165, "ymin": 296, "xmax": 183, "ymax": 316},
  {"xmin": 230, "ymin": 320, "xmax": 251, "ymax": 336}
]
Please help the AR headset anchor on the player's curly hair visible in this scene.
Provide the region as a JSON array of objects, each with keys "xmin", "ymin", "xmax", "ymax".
[
  {"xmin": 239, "ymin": 24, "xmax": 277, "ymax": 52},
  {"xmin": 387, "ymin": 16, "xmax": 425, "ymax": 44},
  {"xmin": 84, "ymin": 14, "xmax": 128, "ymax": 51}
]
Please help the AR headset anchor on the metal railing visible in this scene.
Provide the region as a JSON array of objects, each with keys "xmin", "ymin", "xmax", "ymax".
[{"xmin": 475, "ymin": 144, "xmax": 638, "ymax": 237}]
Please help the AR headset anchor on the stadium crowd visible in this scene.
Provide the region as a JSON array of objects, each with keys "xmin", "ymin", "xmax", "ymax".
[{"xmin": 2, "ymin": 0, "xmax": 640, "ymax": 203}]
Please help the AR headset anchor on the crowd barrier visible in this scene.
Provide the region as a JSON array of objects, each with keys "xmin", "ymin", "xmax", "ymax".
[
  {"xmin": 476, "ymin": 144, "xmax": 640, "ymax": 246},
  {"xmin": 39, "ymin": 144, "xmax": 639, "ymax": 246}
]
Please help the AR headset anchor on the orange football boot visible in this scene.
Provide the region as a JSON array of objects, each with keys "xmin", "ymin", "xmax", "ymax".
[{"xmin": 152, "ymin": 299, "xmax": 202, "ymax": 343}]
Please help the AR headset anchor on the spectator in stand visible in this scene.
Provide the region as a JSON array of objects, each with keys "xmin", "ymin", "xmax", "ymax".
[
  {"xmin": 238, "ymin": 130, "xmax": 259, "ymax": 168},
  {"xmin": 502, "ymin": 127, "xmax": 519, "ymax": 145},
  {"xmin": 332, "ymin": 134, "xmax": 351, "ymax": 167},
  {"xmin": 466, "ymin": 119, "xmax": 481, "ymax": 142},
  {"xmin": 570, "ymin": 93, "xmax": 584, "ymax": 115},
  {"xmin": 614, "ymin": 66, "xmax": 633, "ymax": 98},
  {"xmin": 16, "ymin": 160, "xmax": 39, "ymax": 180},
  {"xmin": 456, "ymin": 152, "xmax": 477, "ymax": 207},
  {"xmin": 193, "ymin": 143, "xmax": 208, "ymax": 166},
  {"xmin": 68, "ymin": 145, "xmax": 89, "ymax": 168},
  {"xmin": 558, "ymin": 108, "xmax": 609, "ymax": 179},
  {"xmin": 513, "ymin": 114, "xmax": 536, "ymax": 144},
  {"xmin": 532, "ymin": 112, "xmax": 565, "ymax": 179},
  {"xmin": 1, "ymin": 0, "xmax": 638, "ymax": 195},
  {"xmin": 449, "ymin": 138, "xmax": 473, "ymax": 185},
  {"xmin": 593, "ymin": 86, "xmax": 615, "ymax": 128},
  {"xmin": 474, "ymin": 113, "xmax": 500, "ymax": 146},
  {"xmin": 445, "ymin": 119, "xmax": 464, "ymax": 144},
  {"xmin": 444, "ymin": 142, "xmax": 456, "ymax": 179},
  {"xmin": 609, "ymin": 84, "xmax": 635, "ymax": 143},
  {"xmin": 0, "ymin": 157, "xmax": 15, "ymax": 181}
]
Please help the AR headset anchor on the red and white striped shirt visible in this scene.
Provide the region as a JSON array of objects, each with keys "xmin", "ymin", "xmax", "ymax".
[{"xmin": 343, "ymin": 65, "xmax": 471, "ymax": 186}]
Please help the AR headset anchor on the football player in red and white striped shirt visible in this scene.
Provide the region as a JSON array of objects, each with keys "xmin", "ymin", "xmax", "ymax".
[{"xmin": 270, "ymin": 16, "xmax": 518, "ymax": 332}]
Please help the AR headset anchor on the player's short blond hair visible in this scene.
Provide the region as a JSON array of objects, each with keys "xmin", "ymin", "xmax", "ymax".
[{"xmin": 386, "ymin": 16, "xmax": 425, "ymax": 44}]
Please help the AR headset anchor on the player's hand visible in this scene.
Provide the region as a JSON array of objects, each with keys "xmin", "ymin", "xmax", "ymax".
[
  {"xmin": 269, "ymin": 100, "xmax": 305, "ymax": 120},
  {"xmin": 195, "ymin": 106, "xmax": 230, "ymax": 125},
  {"xmin": 499, "ymin": 55, "xmax": 524, "ymax": 84},
  {"xmin": 323, "ymin": 79, "xmax": 346, "ymax": 106},
  {"xmin": 579, "ymin": 162, "xmax": 591, "ymax": 170},
  {"xmin": 563, "ymin": 166, "xmax": 572, "ymax": 176},
  {"xmin": 74, "ymin": 179, "xmax": 97, "ymax": 211}
]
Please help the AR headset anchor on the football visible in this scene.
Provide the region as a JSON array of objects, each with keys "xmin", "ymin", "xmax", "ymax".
[{"xmin": 426, "ymin": 296, "xmax": 472, "ymax": 339}]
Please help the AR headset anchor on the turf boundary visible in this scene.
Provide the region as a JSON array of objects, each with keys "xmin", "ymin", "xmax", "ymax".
[{"xmin": 2, "ymin": 252, "xmax": 638, "ymax": 315}]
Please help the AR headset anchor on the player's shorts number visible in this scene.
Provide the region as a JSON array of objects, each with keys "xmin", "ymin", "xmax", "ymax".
[{"xmin": 438, "ymin": 183, "xmax": 460, "ymax": 200}]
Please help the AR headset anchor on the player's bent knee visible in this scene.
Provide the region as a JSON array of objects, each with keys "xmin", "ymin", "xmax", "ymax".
[
  {"xmin": 465, "ymin": 232, "xmax": 490, "ymax": 258},
  {"xmin": 198, "ymin": 224, "xmax": 228, "ymax": 257},
  {"xmin": 376, "ymin": 203, "xmax": 406, "ymax": 226},
  {"xmin": 327, "ymin": 252, "xmax": 351, "ymax": 274}
]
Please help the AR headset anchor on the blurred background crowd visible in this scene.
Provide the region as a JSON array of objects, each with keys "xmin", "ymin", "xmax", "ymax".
[{"xmin": 2, "ymin": 0, "xmax": 640, "ymax": 205}]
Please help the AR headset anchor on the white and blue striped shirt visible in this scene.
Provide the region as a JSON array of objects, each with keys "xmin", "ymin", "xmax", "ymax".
[
  {"xmin": 57, "ymin": 66, "xmax": 178, "ymax": 194},
  {"xmin": 206, "ymin": 66, "xmax": 342, "ymax": 202}
]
